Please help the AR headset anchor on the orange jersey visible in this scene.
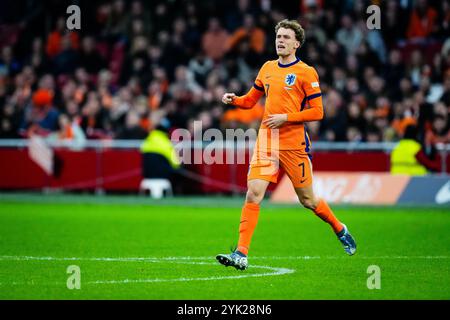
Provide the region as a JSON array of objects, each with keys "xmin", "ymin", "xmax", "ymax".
[{"xmin": 233, "ymin": 57, "xmax": 323, "ymax": 152}]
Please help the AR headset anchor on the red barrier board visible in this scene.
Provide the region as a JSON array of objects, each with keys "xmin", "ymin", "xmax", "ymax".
[
  {"xmin": 0, "ymin": 148, "xmax": 141, "ymax": 191},
  {"xmin": 0, "ymin": 148, "xmax": 447, "ymax": 192}
]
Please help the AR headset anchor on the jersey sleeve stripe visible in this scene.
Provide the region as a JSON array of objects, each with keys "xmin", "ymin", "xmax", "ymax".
[
  {"xmin": 304, "ymin": 128, "xmax": 311, "ymax": 153},
  {"xmin": 300, "ymin": 97, "xmax": 306, "ymax": 111},
  {"xmin": 306, "ymin": 93, "xmax": 322, "ymax": 100},
  {"xmin": 253, "ymin": 83, "xmax": 264, "ymax": 92}
]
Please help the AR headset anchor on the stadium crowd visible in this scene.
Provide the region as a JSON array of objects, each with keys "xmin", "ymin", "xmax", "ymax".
[{"xmin": 0, "ymin": 0, "xmax": 449, "ymax": 148}]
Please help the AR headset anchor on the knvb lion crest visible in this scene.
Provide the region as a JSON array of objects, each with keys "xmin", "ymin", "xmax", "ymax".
[{"xmin": 285, "ymin": 73, "xmax": 296, "ymax": 86}]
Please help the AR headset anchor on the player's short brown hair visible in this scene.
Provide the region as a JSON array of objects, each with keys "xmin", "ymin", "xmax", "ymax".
[{"xmin": 275, "ymin": 19, "xmax": 305, "ymax": 47}]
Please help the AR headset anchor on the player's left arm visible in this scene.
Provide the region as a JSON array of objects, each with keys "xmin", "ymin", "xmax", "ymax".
[
  {"xmin": 264, "ymin": 67, "xmax": 323, "ymax": 128},
  {"xmin": 286, "ymin": 66, "xmax": 323, "ymax": 122}
]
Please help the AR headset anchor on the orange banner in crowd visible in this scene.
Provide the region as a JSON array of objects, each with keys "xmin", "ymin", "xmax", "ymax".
[{"xmin": 271, "ymin": 172, "xmax": 411, "ymax": 205}]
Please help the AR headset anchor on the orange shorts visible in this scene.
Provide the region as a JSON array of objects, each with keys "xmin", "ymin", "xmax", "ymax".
[{"xmin": 247, "ymin": 149, "xmax": 313, "ymax": 188}]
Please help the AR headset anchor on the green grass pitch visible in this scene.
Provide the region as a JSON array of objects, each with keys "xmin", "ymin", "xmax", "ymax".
[{"xmin": 0, "ymin": 193, "xmax": 449, "ymax": 299}]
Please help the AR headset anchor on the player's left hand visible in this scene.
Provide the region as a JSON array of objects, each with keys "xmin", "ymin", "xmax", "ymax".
[{"xmin": 263, "ymin": 114, "xmax": 288, "ymax": 129}]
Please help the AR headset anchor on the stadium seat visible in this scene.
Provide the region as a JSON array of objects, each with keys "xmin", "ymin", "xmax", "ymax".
[{"xmin": 139, "ymin": 178, "xmax": 173, "ymax": 199}]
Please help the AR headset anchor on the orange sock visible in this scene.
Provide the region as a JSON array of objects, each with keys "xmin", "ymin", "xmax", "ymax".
[
  {"xmin": 313, "ymin": 199, "xmax": 343, "ymax": 234},
  {"xmin": 237, "ymin": 202, "xmax": 260, "ymax": 255}
]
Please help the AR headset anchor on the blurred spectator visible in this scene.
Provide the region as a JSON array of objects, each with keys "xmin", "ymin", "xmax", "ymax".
[
  {"xmin": 225, "ymin": 0, "xmax": 254, "ymax": 31},
  {"xmin": 188, "ymin": 53, "xmax": 214, "ymax": 87},
  {"xmin": 104, "ymin": 0, "xmax": 128, "ymax": 42},
  {"xmin": 0, "ymin": 46, "xmax": 21, "ymax": 76},
  {"xmin": 0, "ymin": 102, "xmax": 21, "ymax": 138},
  {"xmin": 407, "ymin": 0, "xmax": 438, "ymax": 40},
  {"xmin": 346, "ymin": 126, "xmax": 363, "ymax": 142},
  {"xmin": 440, "ymin": 72, "xmax": 450, "ymax": 106},
  {"xmin": 125, "ymin": 1, "xmax": 152, "ymax": 41},
  {"xmin": 382, "ymin": 0, "xmax": 408, "ymax": 47},
  {"xmin": 52, "ymin": 35, "xmax": 80, "ymax": 75},
  {"xmin": 391, "ymin": 125, "xmax": 429, "ymax": 175},
  {"xmin": 436, "ymin": 0, "xmax": 450, "ymax": 38},
  {"xmin": 202, "ymin": 18, "xmax": 230, "ymax": 63},
  {"xmin": 169, "ymin": 65, "xmax": 202, "ymax": 103},
  {"xmin": 46, "ymin": 17, "xmax": 79, "ymax": 58},
  {"xmin": 227, "ymin": 14, "xmax": 266, "ymax": 55},
  {"xmin": 320, "ymin": 89, "xmax": 347, "ymax": 141},
  {"xmin": 366, "ymin": 126, "xmax": 382, "ymax": 142},
  {"xmin": 346, "ymin": 102, "xmax": 365, "ymax": 133},
  {"xmin": 384, "ymin": 50, "xmax": 405, "ymax": 92},
  {"xmin": 358, "ymin": 19, "xmax": 387, "ymax": 64},
  {"xmin": 336, "ymin": 15, "xmax": 362, "ymax": 55},
  {"xmin": 20, "ymin": 89, "xmax": 59, "ymax": 136},
  {"xmin": 426, "ymin": 112, "xmax": 450, "ymax": 145},
  {"xmin": 78, "ymin": 37, "xmax": 107, "ymax": 75},
  {"xmin": 116, "ymin": 111, "xmax": 148, "ymax": 140},
  {"xmin": 140, "ymin": 125, "xmax": 181, "ymax": 182},
  {"xmin": 26, "ymin": 38, "xmax": 49, "ymax": 77},
  {"xmin": 79, "ymin": 91, "xmax": 111, "ymax": 139},
  {"xmin": 46, "ymin": 113, "xmax": 86, "ymax": 149}
]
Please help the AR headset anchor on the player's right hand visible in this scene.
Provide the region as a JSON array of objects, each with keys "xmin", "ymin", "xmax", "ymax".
[{"xmin": 222, "ymin": 93, "xmax": 236, "ymax": 105}]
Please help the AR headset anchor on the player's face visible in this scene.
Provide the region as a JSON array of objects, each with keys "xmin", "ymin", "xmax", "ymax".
[{"xmin": 276, "ymin": 27, "xmax": 299, "ymax": 57}]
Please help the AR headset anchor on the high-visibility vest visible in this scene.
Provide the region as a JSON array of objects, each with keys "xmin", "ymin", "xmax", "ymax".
[
  {"xmin": 140, "ymin": 130, "xmax": 180, "ymax": 169},
  {"xmin": 390, "ymin": 139, "xmax": 427, "ymax": 175}
]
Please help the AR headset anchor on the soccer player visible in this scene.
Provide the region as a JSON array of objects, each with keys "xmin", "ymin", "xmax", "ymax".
[{"xmin": 216, "ymin": 19, "xmax": 356, "ymax": 270}]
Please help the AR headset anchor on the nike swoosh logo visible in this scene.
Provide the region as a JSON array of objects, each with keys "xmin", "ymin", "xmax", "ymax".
[
  {"xmin": 265, "ymin": 76, "xmax": 272, "ymax": 79},
  {"xmin": 300, "ymin": 179, "xmax": 307, "ymax": 184}
]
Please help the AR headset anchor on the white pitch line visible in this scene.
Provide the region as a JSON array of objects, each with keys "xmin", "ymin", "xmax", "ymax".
[
  {"xmin": 251, "ymin": 255, "xmax": 450, "ymax": 260},
  {"xmin": 1, "ymin": 254, "xmax": 448, "ymax": 287},
  {"xmin": 89, "ymin": 262, "xmax": 294, "ymax": 285},
  {"xmin": 89, "ymin": 272, "xmax": 291, "ymax": 284},
  {"xmin": 0, "ymin": 255, "xmax": 448, "ymax": 261},
  {"xmin": 0, "ymin": 256, "xmax": 295, "ymax": 286},
  {"xmin": 1, "ymin": 255, "xmax": 448, "ymax": 286}
]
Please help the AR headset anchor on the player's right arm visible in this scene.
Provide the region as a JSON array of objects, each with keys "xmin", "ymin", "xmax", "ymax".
[
  {"xmin": 222, "ymin": 63, "xmax": 266, "ymax": 109},
  {"xmin": 222, "ymin": 86, "xmax": 264, "ymax": 109}
]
